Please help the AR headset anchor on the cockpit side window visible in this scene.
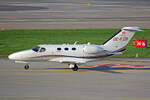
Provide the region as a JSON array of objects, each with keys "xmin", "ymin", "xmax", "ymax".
[
  {"xmin": 32, "ymin": 46, "xmax": 40, "ymax": 52},
  {"xmin": 39, "ymin": 47, "xmax": 46, "ymax": 52}
]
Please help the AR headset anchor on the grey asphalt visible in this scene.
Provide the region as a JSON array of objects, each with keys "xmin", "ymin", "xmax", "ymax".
[
  {"xmin": 0, "ymin": 57, "xmax": 150, "ymax": 100},
  {"xmin": 0, "ymin": 0, "xmax": 150, "ymax": 29}
]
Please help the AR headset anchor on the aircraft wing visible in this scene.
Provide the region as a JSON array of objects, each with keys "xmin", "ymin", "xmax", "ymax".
[{"xmin": 49, "ymin": 57, "xmax": 94, "ymax": 64}]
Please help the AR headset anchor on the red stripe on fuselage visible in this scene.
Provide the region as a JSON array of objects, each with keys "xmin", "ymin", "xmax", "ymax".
[
  {"xmin": 31, "ymin": 54, "xmax": 113, "ymax": 59},
  {"xmin": 30, "ymin": 48, "xmax": 125, "ymax": 59}
]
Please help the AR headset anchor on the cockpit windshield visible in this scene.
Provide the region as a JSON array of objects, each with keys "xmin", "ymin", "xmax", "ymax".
[
  {"xmin": 32, "ymin": 46, "xmax": 40, "ymax": 52},
  {"xmin": 32, "ymin": 46, "xmax": 46, "ymax": 52},
  {"xmin": 39, "ymin": 47, "xmax": 46, "ymax": 52}
]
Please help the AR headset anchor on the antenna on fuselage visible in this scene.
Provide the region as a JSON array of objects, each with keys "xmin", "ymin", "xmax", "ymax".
[
  {"xmin": 87, "ymin": 42, "xmax": 91, "ymax": 45},
  {"xmin": 74, "ymin": 41, "xmax": 78, "ymax": 45}
]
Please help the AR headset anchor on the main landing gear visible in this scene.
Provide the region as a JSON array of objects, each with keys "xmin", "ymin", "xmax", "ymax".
[
  {"xmin": 24, "ymin": 64, "xmax": 29, "ymax": 70},
  {"xmin": 69, "ymin": 64, "xmax": 79, "ymax": 71}
]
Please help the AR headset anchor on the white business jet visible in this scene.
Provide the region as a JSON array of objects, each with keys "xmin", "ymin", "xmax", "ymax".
[{"xmin": 8, "ymin": 27, "xmax": 141, "ymax": 71}]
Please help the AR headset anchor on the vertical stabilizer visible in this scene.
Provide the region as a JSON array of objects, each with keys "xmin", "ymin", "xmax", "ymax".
[{"xmin": 103, "ymin": 27, "xmax": 142, "ymax": 52}]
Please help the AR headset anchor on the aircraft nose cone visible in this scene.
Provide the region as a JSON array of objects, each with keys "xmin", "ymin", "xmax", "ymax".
[
  {"xmin": 8, "ymin": 52, "xmax": 22, "ymax": 60},
  {"xmin": 8, "ymin": 53, "xmax": 16, "ymax": 60},
  {"xmin": 8, "ymin": 50, "xmax": 33, "ymax": 60}
]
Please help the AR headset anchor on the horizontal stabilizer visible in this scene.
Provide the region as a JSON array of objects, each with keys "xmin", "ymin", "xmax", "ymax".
[{"xmin": 122, "ymin": 27, "xmax": 142, "ymax": 31}]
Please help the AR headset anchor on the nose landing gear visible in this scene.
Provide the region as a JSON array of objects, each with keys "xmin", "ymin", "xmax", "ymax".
[{"xmin": 24, "ymin": 64, "xmax": 29, "ymax": 70}]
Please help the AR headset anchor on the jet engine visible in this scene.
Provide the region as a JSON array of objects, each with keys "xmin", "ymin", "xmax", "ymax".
[{"xmin": 83, "ymin": 45, "xmax": 104, "ymax": 54}]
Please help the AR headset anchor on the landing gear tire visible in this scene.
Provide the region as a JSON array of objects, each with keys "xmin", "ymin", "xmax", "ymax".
[
  {"xmin": 24, "ymin": 65, "xmax": 29, "ymax": 70},
  {"xmin": 72, "ymin": 64, "xmax": 78, "ymax": 71}
]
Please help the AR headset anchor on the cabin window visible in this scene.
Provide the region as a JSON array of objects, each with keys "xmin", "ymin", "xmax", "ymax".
[
  {"xmin": 40, "ymin": 47, "xmax": 46, "ymax": 52},
  {"xmin": 57, "ymin": 48, "xmax": 61, "ymax": 50},
  {"xmin": 72, "ymin": 47, "xmax": 76, "ymax": 50},
  {"xmin": 32, "ymin": 46, "xmax": 40, "ymax": 52},
  {"xmin": 64, "ymin": 48, "xmax": 69, "ymax": 50}
]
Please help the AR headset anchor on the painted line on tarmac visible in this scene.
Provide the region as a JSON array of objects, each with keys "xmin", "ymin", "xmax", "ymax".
[
  {"xmin": 86, "ymin": 64, "xmax": 150, "ymax": 69},
  {"xmin": 64, "ymin": 0, "xmax": 91, "ymax": 10},
  {"xmin": 100, "ymin": 60, "xmax": 150, "ymax": 65},
  {"xmin": 1, "ymin": 66, "xmax": 150, "ymax": 75},
  {"xmin": 0, "ymin": 69, "xmax": 149, "ymax": 76},
  {"xmin": 0, "ymin": 69, "xmax": 107, "ymax": 75},
  {"xmin": 0, "ymin": 78, "xmax": 77, "ymax": 85},
  {"xmin": 0, "ymin": 95, "xmax": 106, "ymax": 99},
  {"xmin": 0, "ymin": 78, "xmax": 100, "ymax": 86},
  {"xmin": 119, "ymin": 97, "xmax": 150, "ymax": 100},
  {"xmin": 72, "ymin": 0, "xmax": 91, "ymax": 8},
  {"xmin": 1, "ymin": 95, "xmax": 150, "ymax": 100}
]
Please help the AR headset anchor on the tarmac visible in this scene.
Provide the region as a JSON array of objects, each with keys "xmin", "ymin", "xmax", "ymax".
[
  {"xmin": 0, "ymin": 57, "xmax": 150, "ymax": 100},
  {"xmin": 0, "ymin": 0, "xmax": 150, "ymax": 29}
]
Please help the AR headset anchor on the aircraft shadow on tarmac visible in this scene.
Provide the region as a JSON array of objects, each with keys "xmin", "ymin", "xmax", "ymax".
[
  {"xmin": 44, "ymin": 64, "xmax": 124, "ymax": 74},
  {"xmin": 44, "ymin": 64, "xmax": 150, "ymax": 74},
  {"xmin": 44, "ymin": 67, "xmax": 122, "ymax": 74}
]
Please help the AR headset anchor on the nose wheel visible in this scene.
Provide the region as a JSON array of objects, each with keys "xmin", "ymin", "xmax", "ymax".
[{"xmin": 24, "ymin": 64, "xmax": 29, "ymax": 70}]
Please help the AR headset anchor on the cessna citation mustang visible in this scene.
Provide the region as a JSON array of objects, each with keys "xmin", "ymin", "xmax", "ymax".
[{"xmin": 8, "ymin": 27, "xmax": 141, "ymax": 71}]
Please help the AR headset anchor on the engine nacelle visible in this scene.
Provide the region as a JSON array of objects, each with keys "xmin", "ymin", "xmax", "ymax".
[{"xmin": 83, "ymin": 45, "xmax": 104, "ymax": 54}]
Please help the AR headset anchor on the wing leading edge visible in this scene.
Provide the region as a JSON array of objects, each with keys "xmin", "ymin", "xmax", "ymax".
[{"xmin": 49, "ymin": 57, "xmax": 103, "ymax": 64}]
